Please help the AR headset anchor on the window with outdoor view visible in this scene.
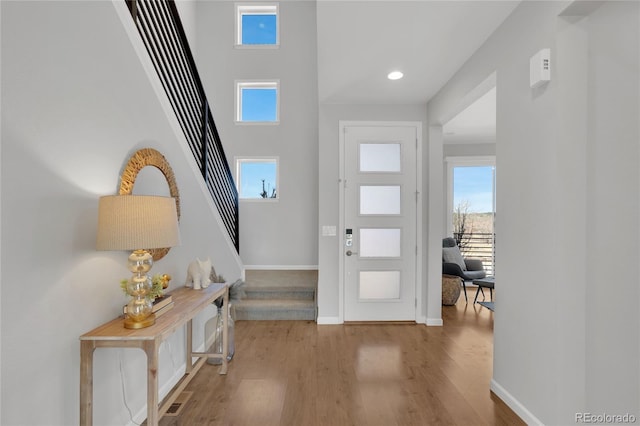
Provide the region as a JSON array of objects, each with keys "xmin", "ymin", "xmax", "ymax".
[
  {"xmin": 236, "ymin": 158, "xmax": 279, "ymax": 200},
  {"xmin": 236, "ymin": 4, "xmax": 279, "ymax": 47},
  {"xmin": 448, "ymin": 160, "xmax": 496, "ymax": 275},
  {"xmin": 235, "ymin": 81, "xmax": 279, "ymax": 124}
]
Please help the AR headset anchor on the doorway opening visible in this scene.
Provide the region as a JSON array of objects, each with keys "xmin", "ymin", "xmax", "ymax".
[{"xmin": 442, "ymin": 81, "xmax": 496, "ymax": 277}]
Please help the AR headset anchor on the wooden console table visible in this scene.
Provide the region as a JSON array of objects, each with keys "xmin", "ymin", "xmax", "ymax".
[{"xmin": 80, "ymin": 284, "xmax": 229, "ymax": 426}]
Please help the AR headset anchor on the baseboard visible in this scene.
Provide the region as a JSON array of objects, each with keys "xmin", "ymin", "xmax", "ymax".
[
  {"xmin": 244, "ymin": 265, "xmax": 318, "ymax": 271},
  {"xmin": 490, "ymin": 379, "xmax": 543, "ymax": 425},
  {"xmin": 319, "ymin": 316, "xmax": 431, "ymax": 325},
  {"xmin": 317, "ymin": 316, "xmax": 342, "ymax": 325},
  {"xmin": 426, "ymin": 317, "xmax": 443, "ymax": 326}
]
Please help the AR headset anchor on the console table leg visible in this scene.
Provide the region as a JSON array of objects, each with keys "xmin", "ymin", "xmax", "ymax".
[
  {"xmin": 80, "ymin": 340, "xmax": 96, "ymax": 426},
  {"xmin": 143, "ymin": 340, "xmax": 160, "ymax": 426},
  {"xmin": 186, "ymin": 319, "xmax": 193, "ymax": 373},
  {"xmin": 220, "ymin": 289, "xmax": 229, "ymax": 375}
]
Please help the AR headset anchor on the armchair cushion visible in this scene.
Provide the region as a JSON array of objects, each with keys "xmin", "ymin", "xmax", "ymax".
[
  {"xmin": 442, "ymin": 246, "xmax": 467, "ymax": 271},
  {"xmin": 460, "ymin": 269, "xmax": 486, "ymax": 280},
  {"xmin": 464, "ymin": 258, "xmax": 484, "ymax": 272}
]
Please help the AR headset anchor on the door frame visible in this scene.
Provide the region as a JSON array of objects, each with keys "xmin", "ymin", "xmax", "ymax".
[{"xmin": 338, "ymin": 121, "xmax": 423, "ymax": 323}]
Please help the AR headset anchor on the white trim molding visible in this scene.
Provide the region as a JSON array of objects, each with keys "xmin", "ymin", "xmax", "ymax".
[
  {"xmin": 490, "ymin": 379, "xmax": 543, "ymax": 425},
  {"xmin": 317, "ymin": 316, "xmax": 342, "ymax": 325},
  {"xmin": 426, "ymin": 318, "xmax": 443, "ymax": 326}
]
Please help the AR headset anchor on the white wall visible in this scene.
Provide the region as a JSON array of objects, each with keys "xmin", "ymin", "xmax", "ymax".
[
  {"xmin": 443, "ymin": 142, "xmax": 495, "ymax": 158},
  {"xmin": 427, "ymin": 1, "xmax": 639, "ymax": 423},
  {"xmin": 316, "ymin": 105, "xmax": 427, "ymax": 323},
  {"xmin": 174, "ymin": 0, "xmax": 198, "ymax": 49},
  {"xmin": 1, "ymin": 2, "xmax": 242, "ymax": 425},
  {"xmin": 194, "ymin": 0, "xmax": 319, "ymax": 268},
  {"xmin": 584, "ymin": 1, "xmax": 639, "ymax": 415},
  {"xmin": 0, "ymin": 2, "xmax": 3, "ymax": 421}
]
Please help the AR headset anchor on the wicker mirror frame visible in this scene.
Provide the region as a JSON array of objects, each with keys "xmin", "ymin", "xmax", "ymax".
[{"xmin": 118, "ymin": 148, "xmax": 180, "ymax": 261}]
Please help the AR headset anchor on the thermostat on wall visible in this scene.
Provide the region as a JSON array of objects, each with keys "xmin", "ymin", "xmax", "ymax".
[{"xmin": 530, "ymin": 48, "xmax": 551, "ymax": 88}]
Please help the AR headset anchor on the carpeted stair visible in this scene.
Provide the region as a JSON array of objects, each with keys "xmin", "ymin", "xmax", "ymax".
[{"xmin": 233, "ymin": 270, "xmax": 317, "ymax": 321}]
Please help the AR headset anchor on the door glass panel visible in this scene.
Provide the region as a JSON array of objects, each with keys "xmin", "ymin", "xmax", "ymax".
[
  {"xmin": 360, "ymin": 228, "xmax": 401, "ymax": 258},
  {"xmin": 359, "ymin": 271, "xmax": 401, "ymax": 299},
  {"xmin": 360, "ymin": 185, "xmax": 401, "ymax": 215},
  {"xmin": 359, "ymin": 143, "xmax": 401, "ymax": 172}
]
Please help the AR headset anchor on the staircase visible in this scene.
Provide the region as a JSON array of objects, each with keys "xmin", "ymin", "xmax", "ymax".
[{"xmin": 233, "ymin": 270, "xmax": 317, "ymax": 321}]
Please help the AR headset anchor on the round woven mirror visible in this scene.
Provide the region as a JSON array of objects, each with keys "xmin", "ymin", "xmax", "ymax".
[{"xmin": 118, "ymin": 148, "xmax": 180, "ymax": 261}]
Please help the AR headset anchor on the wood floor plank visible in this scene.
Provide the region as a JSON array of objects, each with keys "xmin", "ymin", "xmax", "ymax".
[
  {"xmin": 226, "ymin": 379, "xmax": 287, "ymax": 426},
  {"xmin": 157, "ymin": 298, "xmax": 524, "ymax": 426}
]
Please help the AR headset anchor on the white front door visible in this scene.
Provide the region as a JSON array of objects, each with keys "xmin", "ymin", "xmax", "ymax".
[{"xmin": 342, "ymin": 124, "xmax": 418, "ymax": 321}]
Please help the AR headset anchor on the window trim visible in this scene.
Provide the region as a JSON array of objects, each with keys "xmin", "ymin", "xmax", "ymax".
[
  {"xmin": 235, "ymin": 3, "xmax": 279, "ymax": 49},
  {"xmin": 235, "ymin": 80, "xmax": 280, "ymax": 125},
  {"xmin": 235, "ymin": 156, "xmax": 280, "ymax": 202}
]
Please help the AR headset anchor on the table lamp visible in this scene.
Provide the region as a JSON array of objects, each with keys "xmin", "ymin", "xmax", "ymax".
[{"xmin": 96, "ymin": 195, "xmax": 180, "ymax": 329}]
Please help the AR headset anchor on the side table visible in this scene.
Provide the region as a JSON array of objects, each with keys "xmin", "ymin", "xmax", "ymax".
[
  {"xmin": 472, "ymin": 277, "xmax": 494, "ymax": 304},
  {"xmin": 80, "ymin": 284, "xmax": 229, "ymax": 426}
]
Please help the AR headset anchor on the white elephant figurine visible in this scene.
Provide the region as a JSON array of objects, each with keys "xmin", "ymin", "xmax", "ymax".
[{"xmin": 185, "ymin": 258, "xmax": 212, "ymax": 290}]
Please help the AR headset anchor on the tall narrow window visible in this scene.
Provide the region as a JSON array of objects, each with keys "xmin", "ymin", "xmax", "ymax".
[
  {"xmin": 236, "ymin": 4, "xmax": 279, "ymax": 47},
  {"xmin": 235, "ymin": 81, "xmax": 279, "ymax": 124},
  {"xmin": 447, "ymin": 157, "xmax": 496, "ymax": 275},
  {"xmin": 236, "ymin": 158, "xmax": 279, "ymax": 200}
]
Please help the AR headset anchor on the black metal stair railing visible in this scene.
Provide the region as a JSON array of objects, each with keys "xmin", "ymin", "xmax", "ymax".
[{"xmin": 126, "ymin": 0, "xmax": 239, "ymax": 252}]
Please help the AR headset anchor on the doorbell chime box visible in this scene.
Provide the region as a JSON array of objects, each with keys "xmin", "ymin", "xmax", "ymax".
[{"xmin": 530, "ymin": 48, "xmax": 551, "ymax": 89}]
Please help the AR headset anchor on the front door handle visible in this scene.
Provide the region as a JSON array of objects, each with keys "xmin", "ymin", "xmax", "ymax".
[{"xmin": 346, "ymin": 250, "xmax": 358, "ymax": 256}]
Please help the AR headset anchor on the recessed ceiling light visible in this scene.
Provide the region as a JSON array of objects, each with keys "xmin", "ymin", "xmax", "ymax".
[{"xmin": 387, "ymin": 71, "xmax": 404, "ymax": 80}]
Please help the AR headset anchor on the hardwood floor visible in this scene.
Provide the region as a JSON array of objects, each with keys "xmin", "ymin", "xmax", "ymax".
[{"xmin": 157, "ymin": 296, "xmax": 524, "ymax": 426}]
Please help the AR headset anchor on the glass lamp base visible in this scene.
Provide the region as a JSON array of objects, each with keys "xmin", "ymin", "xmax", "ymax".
[{"xmin": 124, "ymin": 312, "xmax": 156, "ymax": 329}]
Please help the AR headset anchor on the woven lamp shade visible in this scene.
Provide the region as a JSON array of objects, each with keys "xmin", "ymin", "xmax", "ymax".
[{"xmin": 96, "ymin": 195, "xmax": 180, "ymax": 251}]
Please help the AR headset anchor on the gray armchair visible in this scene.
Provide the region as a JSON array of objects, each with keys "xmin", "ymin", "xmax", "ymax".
[{"xmin": 442, "ymin": 237, "xmax": 486, "ymax": 303}]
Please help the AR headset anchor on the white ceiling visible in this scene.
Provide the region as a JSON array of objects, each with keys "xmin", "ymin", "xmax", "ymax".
[{"xmin": 316, "ymin": 1, "xmax": 518, "ymax": 106}]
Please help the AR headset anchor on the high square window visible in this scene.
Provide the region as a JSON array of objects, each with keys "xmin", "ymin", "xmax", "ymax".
[
  {"xmin": 235, "ymin": 81, "xmax": 279, "ymax": 124},
  {"xmin": 236, "ymin": 158, "xmax": 279, "ymax": 200},
  {"xmin": 235, "ymin": 3, "xmax": 279, "ymax": 48}
]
